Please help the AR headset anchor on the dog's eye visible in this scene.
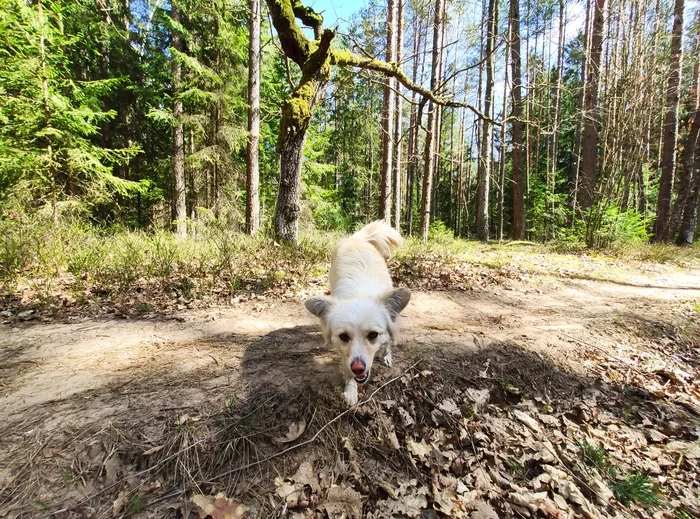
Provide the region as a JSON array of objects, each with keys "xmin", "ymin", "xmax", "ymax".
[
  {"xmin": 367, "ymin": 331, "xmax": 378, "ymax": 340},
  {"xmin": 339, "ymin": 333, "xmax": 350, "ymax": 342}
]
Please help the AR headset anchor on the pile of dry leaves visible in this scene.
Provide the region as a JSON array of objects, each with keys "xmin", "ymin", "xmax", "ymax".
[{"xmin": 4, "ymin": 339, "xmax": 696, "ymax": 519}]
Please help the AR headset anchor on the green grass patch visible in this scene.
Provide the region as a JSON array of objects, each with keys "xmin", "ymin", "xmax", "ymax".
[
  {"xmin": 1, "ymin": 211, "xmax": 698, "ymax": 314},
  {"xmin": 612, "ymin": 473, "xmax": 663, "ymax": 507},
  {"xmin": 579, "ymin": 439, "xmax": 666, "ymax": 510},
  {"xmin": 579, "ymin": 439, "xmax": 617, "ymax": 479}
]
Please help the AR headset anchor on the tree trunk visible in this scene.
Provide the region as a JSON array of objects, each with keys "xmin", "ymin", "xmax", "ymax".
[
  {"xmin": 550, "ymin": 0, "xmax": 565, "ymax": 224},
  {"xmin": 171, "ymin": 1, "xmax": 187, "ymax": 237},
  {"xmin": 578, "ymin": 0, "xmax": 606, "ymax": 213},
  {"xmin": 670, "ymin": 110, "xmax": 700, "ymax": 241},
  {"xmin": 275, "ymin": 117, "xmax": 309, "ymax": 241},
  {"xmin": 572, "ymin": 0, "xmax": 591, "ymax": 213},
  {"xmin": 379, "ymin": 0, "xmax": 397, "ymax": 222},
  {"xmin": 246, "ymin": 0, "xmax": 261, "ymax": 235},
  {"xmin": 456, "ymin": 112, "xmax": 465, "ymax": 236},
  {"xmin": 37, "ymin": 0, "xmax": 57, "ymax": 223},
  {"xmin": 675, "ymin": 19, "xmax": 700, "ymax": 244},
  {"xmin": 420, "ymin": 0, "xmax": 444, "ymax": 241},
  {"xmin": 498, "ymin": 25, "xmax": 509, "ymax": 241},
  {"xmin": 272, "ymin": 21, "xmax": 334, "ymax": 241},
  {"xmin": 431, "ymin": 0, "xmax": 447, "ymax": 222},
  {"xmin": 405, "ymin": 16, "xmax": 423, "ymax": 235},
  {"xmin": 476, "ymin": 0, "xmax": 497, "ymax": 242},
  {"xmin": 393, "ymin": 0, "xmax": 404, "ymax": 230},
  {"xmin": 676, "ymin": 158, "xmax": 700, "ymax": 245},
  {"xmin": 213, "ymin": 100, "xmax": 222, "ymax": 218},
  {"xmin": 188, "ymin": 131, "xmax": 196, "ymax": 219},
  {"xmin": 509, "ymin": 0, "xmax": 525, "ymax": 239},
  {"xmin": 653, "ymin": 0, "xmax": 685, "ymax": 241}
]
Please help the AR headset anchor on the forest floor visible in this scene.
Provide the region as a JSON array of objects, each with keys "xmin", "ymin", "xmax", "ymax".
[{"xmin": 1, "ymin": 247, "xmax": 700, "ymax": 519}]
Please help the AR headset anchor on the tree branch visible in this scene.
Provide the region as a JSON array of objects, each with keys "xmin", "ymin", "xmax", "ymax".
[
  {"xmin": 303, "ymin": 29, "xmax": 335, "ymax": 78},
  {"xmin": 266, "ymin": 0, "xmax": 497, "ymax": 124},
  {"xmin": 266, "ymin": 0, "xmax": 312, "ymax": 66},
  {"xmin": 331, "ymin": 51, "xmax": 498, "ymax": 124},
  {"xmin": 291, "ymin": 0, "xmax": 323, "ymax": 40}
]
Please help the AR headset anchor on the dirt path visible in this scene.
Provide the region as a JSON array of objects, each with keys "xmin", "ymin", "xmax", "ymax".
[
  {"xmin": 1, "ymin": 267, "xmax": 699, "ymax": 518},
  {"xmin": 3, "ymin": 270, "xmax": 698, "ymax": 423}
]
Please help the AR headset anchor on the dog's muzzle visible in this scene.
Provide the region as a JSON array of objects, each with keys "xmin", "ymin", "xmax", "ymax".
[
  {"xmin": 351, "ymin": 358, "xmax": 369, "ymax": 384},
  {"xmin": 354, "ymin": 370, "xmax": 370, "ymax": 384}
]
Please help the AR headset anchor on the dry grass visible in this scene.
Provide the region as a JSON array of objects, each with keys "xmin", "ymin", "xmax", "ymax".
[{"xmin": 2, "ymin": 213, "xmax": 698, "ymax": 321}]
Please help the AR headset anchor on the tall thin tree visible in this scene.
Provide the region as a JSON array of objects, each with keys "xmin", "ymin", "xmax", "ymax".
[
  {"xmin": 246, "ymin": 0, "xmax": 261, "ymax": 234},
  {"xmin": 476, "ymin": 0, "xmax": 497, "ymax": 241},
  {"xmin": 510, "ymin": 0, "xmax": 525, "ymax": 239},
  {"xmin": 405, "ymin": 13, "xmax": 423, "ymax": 235},
  {"xmin": 379, "ymin": 0, "xmax": 397, "ymax": 222},
  {"xmin": 653, "ymin": 0, "xmax": 684, "ymax": 241},
  {"xmin": 420, "ymin": 0, "xmax": 444, "ymax": 241},
  {"xmin": 171, "ymin": 0, "xmax": 186, "ymax": 237},
  {"xmin": 393, "ymin": 0, "xmax": 404, "ymax": 230},
  {"xmin": 675, "ymin": 15, "xmax": 700, "ymax": 245},
  {"xmin": 578, "ymin": 0, "xmax": 606, "ymax": 213}
]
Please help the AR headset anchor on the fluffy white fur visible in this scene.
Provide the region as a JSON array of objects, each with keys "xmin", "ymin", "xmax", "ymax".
[{"xmin": 305, "ymin": 221, "xmax": 411, "ymax": 405}]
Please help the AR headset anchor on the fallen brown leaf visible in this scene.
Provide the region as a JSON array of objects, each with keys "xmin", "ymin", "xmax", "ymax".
[
  {"xmin": 272, "ymin": 419, "xmax": 307, "ymax": 446},
  {"xmin": 192, "ymin": 493, "xmax": 249, "ymax": 519}
]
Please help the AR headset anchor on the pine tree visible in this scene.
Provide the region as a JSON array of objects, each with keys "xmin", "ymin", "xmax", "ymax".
[{"xmin": 0, "ymin": 0, "xmax": 139, "ymax": 216}]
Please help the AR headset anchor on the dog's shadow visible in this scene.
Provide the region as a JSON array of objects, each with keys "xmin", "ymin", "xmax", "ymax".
[{"xmin": 239, "ymin": 324, "xmax": 344, "ymax": 396}]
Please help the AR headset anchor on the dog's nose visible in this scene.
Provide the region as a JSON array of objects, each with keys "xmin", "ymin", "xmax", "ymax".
[{"xmin": 351, "ymin": 359, "xmax": 366, "ymax": 375}]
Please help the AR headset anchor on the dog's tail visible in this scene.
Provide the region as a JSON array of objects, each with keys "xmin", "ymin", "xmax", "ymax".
[{"xmin": 352, "ymin": 220, "xmax": 404, "ymax": 259}]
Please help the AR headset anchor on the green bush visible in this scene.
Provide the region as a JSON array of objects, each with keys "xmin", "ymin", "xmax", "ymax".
[
  {"xmin": 586, "ymin": 207, "xmax": 649, "ymax": 248},
  {"xmin": 428, "ymin": 220, "xmax": 455, "ymax": 245}
]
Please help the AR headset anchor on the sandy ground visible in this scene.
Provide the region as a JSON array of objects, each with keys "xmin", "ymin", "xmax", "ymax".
[
  {"xmin": 2, "ymin": 270, "xmax": 699, "ymax": 424},
  {"xmin": 1, "ymin": 266, "xmax": 699, "ymax": 517}
]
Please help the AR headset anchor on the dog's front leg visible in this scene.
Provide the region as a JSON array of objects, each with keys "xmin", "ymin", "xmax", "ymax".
[
  {"xmin": 383, "ymin": 345, "xmax": 393, "ymax": 367},
  {"xmin": 343, "ymin": 378, "xmax": 358, "ymax": 406},
  {"xmin": 379, "ymin": 342, "xmax": 393, "ymax": 367},
  {"xmin": 340, "ymin": 361, "xmax": 358, "ymax": 406}
]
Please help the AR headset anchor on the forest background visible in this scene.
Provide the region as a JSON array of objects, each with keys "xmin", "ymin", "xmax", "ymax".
[{"xmin": 1, "ymin": 0, "xmax": 700, "ymax": 306}]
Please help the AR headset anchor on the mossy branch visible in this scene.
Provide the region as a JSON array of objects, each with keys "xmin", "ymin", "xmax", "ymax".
[
  {"xmin": 265, "ymin": 0, "xmax": 496, "ymax": 124},
  {"xmin": 266, "ymin": 0, "xmax": 312, "ymax": 66},
  {"xmin": 331, "ymin": 51, "xmax": 497, "ymax": 124},
  {"xmin": 291, "ymin": 0, "xmax": 323, "ymax": 40},
  {"xmin": 303, "ymin": 29, "xmax": 334, "ymax": 78}
]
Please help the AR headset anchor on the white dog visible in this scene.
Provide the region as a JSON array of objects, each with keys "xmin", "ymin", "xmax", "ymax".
[{"xmin": 304, "ymin": 221, "xmax": 411, "ymax": 405}]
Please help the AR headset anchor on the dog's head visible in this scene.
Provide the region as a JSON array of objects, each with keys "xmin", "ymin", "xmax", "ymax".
[{"xmin": 304, "ymin": 288, "xmax": 411, "ymax": 385}]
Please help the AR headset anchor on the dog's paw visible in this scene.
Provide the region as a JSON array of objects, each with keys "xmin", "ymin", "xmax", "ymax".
[
  {"xmin": 383, "ymin": 352, "xmax": 393, "ymax": 367},
  {"xmin": 344, "ymin": 382, "xmax": 358, "ymax": 406}
]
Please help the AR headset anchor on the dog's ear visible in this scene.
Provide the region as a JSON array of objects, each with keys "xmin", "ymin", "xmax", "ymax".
[
  {"xmin": 304, "ymin": 296, "xmax": 334, "ymax": 319},
  {"xmin": 382, "ymin": 288, "xmax": 411, "ymax": 321}
]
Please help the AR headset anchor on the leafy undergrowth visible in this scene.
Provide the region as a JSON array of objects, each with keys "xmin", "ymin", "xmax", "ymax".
[
  {"xmin": 1, "ymin": 218, "xmax": 698, "ymax": 323},
  {"xmin": 2, "ymin": 342, "xmax": 698, "ymax": 519}
]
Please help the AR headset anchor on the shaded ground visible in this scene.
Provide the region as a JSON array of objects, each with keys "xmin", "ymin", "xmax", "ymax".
[{"xmin": 1, "ymin": 263, "xmax": 699, "ymax": 518}]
